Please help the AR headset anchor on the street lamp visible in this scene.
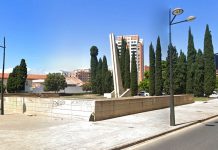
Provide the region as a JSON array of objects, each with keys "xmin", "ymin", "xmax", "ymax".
[
  {"xmin": 0, "ymin": 37, "xmax": 6, "ymax": 115},
  {"xmin": 169, "ymin": 8, "xmax": 196, "ymax": 126}
]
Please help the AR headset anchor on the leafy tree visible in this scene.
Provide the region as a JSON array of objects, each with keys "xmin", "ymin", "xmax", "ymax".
[
  {"xmin": 174, "ymin": 50, "xmax": 187, "ymax": 94},
  {"xmin": 82, "ymin": 82, "xmax": 92, "ymax": 92},
  {"xmin": 124, "ymin": 48, "xmax": 130, "ymax": 89},
  {"xmin": 204, "ymin": 24, "xmax": 216, "ymax": 96},
  {"xmin": 186, "ymin": 27, "xmax": 196, "ymax": 94},
  {"xmin": 149, "ymin": 43, "xmax": 155, "ymax": 96},
  {"xmin": 194, "ymin": 49, "xmax": 204, "ymax": 97},
  {"xmin": 44, "ymin": 73, "xmax": 67, "ymax": 93},
  {"xmin": 130, "ymin": 52, "xmax": 138, "ymax": 96},
  {"xmin": 138, "ymin": 71, "xmax": 149, "ymax": 92},
  {"xmin": 155, "ymin": 36, "xmax": 162, "ymax": 95},
  {"xmin": 90, "ymin": 46, "xmax": 98, "ymax": 93},
  {"xmin": 120, "ymin": 38, "xmax": 127, "ymax": 86},
  {"xmin": 96, "ymin": 58, "xmax": 103, "ymax": 95}
]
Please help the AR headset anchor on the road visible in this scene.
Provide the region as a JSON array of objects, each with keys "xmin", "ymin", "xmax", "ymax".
[{"xmin": 128, "ymin": 117, "xmax": 218, "ymax": 150}]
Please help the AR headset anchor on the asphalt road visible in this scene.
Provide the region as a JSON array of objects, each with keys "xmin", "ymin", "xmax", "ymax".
[{"xmin": 129, "ymin": 117, "xmax": 218, "ymax": 150}]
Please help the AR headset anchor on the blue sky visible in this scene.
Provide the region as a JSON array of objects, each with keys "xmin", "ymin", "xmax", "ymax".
[{"xmin": 0, "ymin": 0, "xmax": 217, "ymax": 74}]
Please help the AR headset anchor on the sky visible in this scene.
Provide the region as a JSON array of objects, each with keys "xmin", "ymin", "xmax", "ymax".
[{"xmin": 0, "ymin": 0, "xmax": 217, "ymax": 74}]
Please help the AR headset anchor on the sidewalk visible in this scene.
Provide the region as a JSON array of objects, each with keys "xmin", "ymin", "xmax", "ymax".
[{"xmin": 0, "ymin": 99, "xmax": 218, "ymax": 150}]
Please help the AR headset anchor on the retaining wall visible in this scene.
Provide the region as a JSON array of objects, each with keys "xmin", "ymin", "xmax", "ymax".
[
  {"xmin": 93, "ymin": 95, "xmax": 194, "ymax": 121},
  {"xmin": 3, "ymin": 95, "xmax": 193, "ymax": 121},
  {"xmin": 4, "ymin": 97, "xmax": 95, "ymax": 120}
]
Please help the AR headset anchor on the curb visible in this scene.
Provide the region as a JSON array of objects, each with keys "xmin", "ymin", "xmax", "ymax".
[{"xmin": 111, "ymin": 114, "xmax": 218, "ymax": 150}]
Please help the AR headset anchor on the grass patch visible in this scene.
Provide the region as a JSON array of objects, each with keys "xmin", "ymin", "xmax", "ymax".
[
  {"xmin": 60, "ymin": 94, "xmax": 105, "ymax": 99},
  {"xmin": 194, "ymin": 97, "xmax": 209, "ymax": 101}
]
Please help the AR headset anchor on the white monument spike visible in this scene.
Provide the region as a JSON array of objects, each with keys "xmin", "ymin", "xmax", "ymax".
[{"xmin": 109, "ymin": 33, "xmax": 130, "ymax": 98}]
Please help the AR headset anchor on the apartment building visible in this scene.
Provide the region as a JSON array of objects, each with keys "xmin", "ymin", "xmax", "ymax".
[
  {"xmin": 72, "ymin": 69, "xmax": 91, "ymax": 83},
  {"xmin": 115, "ymin": 35, "xmax": 144, "ymax": 82}
]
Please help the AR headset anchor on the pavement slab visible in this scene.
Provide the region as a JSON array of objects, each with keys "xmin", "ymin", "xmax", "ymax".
[{"xmin": 0, "ymin": 99, "xmax": 218, "ymax": 150}]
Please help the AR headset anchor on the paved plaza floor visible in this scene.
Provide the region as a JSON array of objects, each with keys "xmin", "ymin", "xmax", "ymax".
[{"xmin": 0, "ymin": 99, "xmax": 218, "ymax": 150}]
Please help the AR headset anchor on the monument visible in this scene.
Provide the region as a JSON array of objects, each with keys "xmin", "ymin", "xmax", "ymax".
[{"xmin": 109, "ymin": 33, "xmax": 131, "ymax": 98}]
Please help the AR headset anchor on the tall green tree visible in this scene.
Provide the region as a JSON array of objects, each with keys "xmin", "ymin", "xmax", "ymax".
[
  {"xmin": 7, "ymin": 59, "xmax": 27, "ymax": 93},
  {"xmin": 149, "ymin": 43, "xmax": 155, "ymax": 96},
  {"xmin": 174, "ymin": 50, "xmax": 187, "ymax": 94},
  {"xmin": 19, "ymin": 59, "xmax": 27, "ymax": 91},
  {"xmin": 162, "ymin": 60, "xmax": 167, "ymax": 93},
  {"xmin": 102, "ymin": 56, "xmax": 108, "ymax": 93},
  {"xmin": 82, "ymin": 82, "xmax": 92, "ymax": 92},
  {"xmin": 96, "ymin": 58, "xmax": 103, "ymax": 95},
  {"xmin": 44, "ymin": 73, "xmax": 67, "ymax": 93},
  {"xmin": 186, "ymin": 27, "xmax": 196, "ymax": 93},
  {"xmin": 204, "ymin": 24, "xmax": 216, "ymax": 96},
  {"xmin": 155, "ymin": 36, "xmax": 162, "ymax": 95},
  {"xmin": 0, "ymin": 81, "xmax": 6, "ymax": 93},
  {"xmin": 138, "ymin": 71, "xmax": 149, "ymax": 92},
  {"xmin": 130, "ymin": 52, "xmax": 138, "ymax": 96},
  {"xmin": 164, "ymin": 44, "xmax": 178, "ymax": 94},
  {"xmin": 7, "ymin": 70, "xmax": 17, "ymax": 93},
  {"xmin": 90, "ymin": 46, "xmax": 98, "ymax": 93},
  {"xmin": 104, "ymin": 71, "xmax": 113, "ymax": 93},
  {"xmin": 215, "ymin": 76, "xmax": 218, "ymax": 90},
  {"xmin": 120, "ymin": 38, "xmax": 127, "ymax": 86},
  {"xmin": 124, "ymin": 48, "xmax": 130, "ymax": 89},
  {"xmin": 194, "ymin": 49, "xmax": 204, "ymax": 97}
]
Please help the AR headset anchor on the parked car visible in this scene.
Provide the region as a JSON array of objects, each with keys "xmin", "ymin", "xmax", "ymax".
[
  {"xmin": 138, "ymin": 91, "xmax": 150, "ymax": 96},
  {"xmin": 209, "ymin": 91, "xmax": 218, "ymax": 98}
]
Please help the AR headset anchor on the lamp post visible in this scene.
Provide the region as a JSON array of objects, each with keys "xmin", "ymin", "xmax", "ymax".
[
  {"xmin": 169, "ymin": 8, "xmax": 195, "ymax": 126},
  {"xmin": 0, "ymin": 37, "xmax": 6, "ymax": 115}
]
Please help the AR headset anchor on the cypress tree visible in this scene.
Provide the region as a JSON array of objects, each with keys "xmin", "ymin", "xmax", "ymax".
[
  {"xmin": 155, "ymin": 36, "xmax": 162, "ymax": 95},
  {"xmin": 130, "ymin": 52, "xmax": 138, "ymax": 96},
  {"xmin": 102, "ymin": 56, "xmax": 108, "ymax": 93},
  {"xmin": 186, "ymin": 27, "xmax": 196, "ymax": 93},
  {"xmin": 7, "ymin": 66, "xmax": 22, "ymax": 93},
  {"xmin": 7, "ymin": 71, "xmax": 16, "ymax": 93},
  {"xmin": 194, "ymin": 49, "xmax": 204, "ymax": 97},
  {"xmin": 90, "ymin": 46, "xmax": 98, "ymax": 93},
  {"xmin": 104, "ymin": 71, "xmax": 113, "ymax": 93},
  {"xmin": 162, "ymin": 60, "xmax": 167, "ymax": 93},
  {"xmin": 120, "ymin": 37, "xmax": 127, "ymax": 86},
  {"xmin": 204, "ymin": 24, "xmax": 216, "ymax": 96},
  {"xmin": 149, "ymin": 43, "xmax": 155, "ymax": 96},
  {"xmin": 19, "ymin": 59, "xmax": 27, "ymax": 91},
  {"xmin": 96, "ymin": 58, "xmax": 103, "ymax": 95},
  {"xmin": 164, "ymin": 44, "xmax": 178, "ymax": 94},
  {"xmin": 124, "ymin": 48, "xmax": 130, "ymax": 89},
  {"xmin": 7, "ymin": 58, "xmax": 28, "ymax": 93},
  {"xmin": 175, "ymin": 50, "xmax": 187, "ymax": 94}
]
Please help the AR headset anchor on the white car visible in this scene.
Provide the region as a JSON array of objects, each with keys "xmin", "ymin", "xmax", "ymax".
[
  {"xmin": 209, "ymin": 91, "xmax": 218, "ymax": 98},
  {"xmin": 138, "ymin": 91, "xmax": 150, "ymax": 96}
]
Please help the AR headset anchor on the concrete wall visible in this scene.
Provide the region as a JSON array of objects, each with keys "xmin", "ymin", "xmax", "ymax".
[
  {"xmin": 3, "ymin": 95, "xmax": 193, "ymax": 121},
  {"xmin": 4, "ymin": 97, "xmax": 95, "ymax": 121},
  {"xmin": 94, "ymin": 95, "xmax": 194, "ymax": 121}
]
